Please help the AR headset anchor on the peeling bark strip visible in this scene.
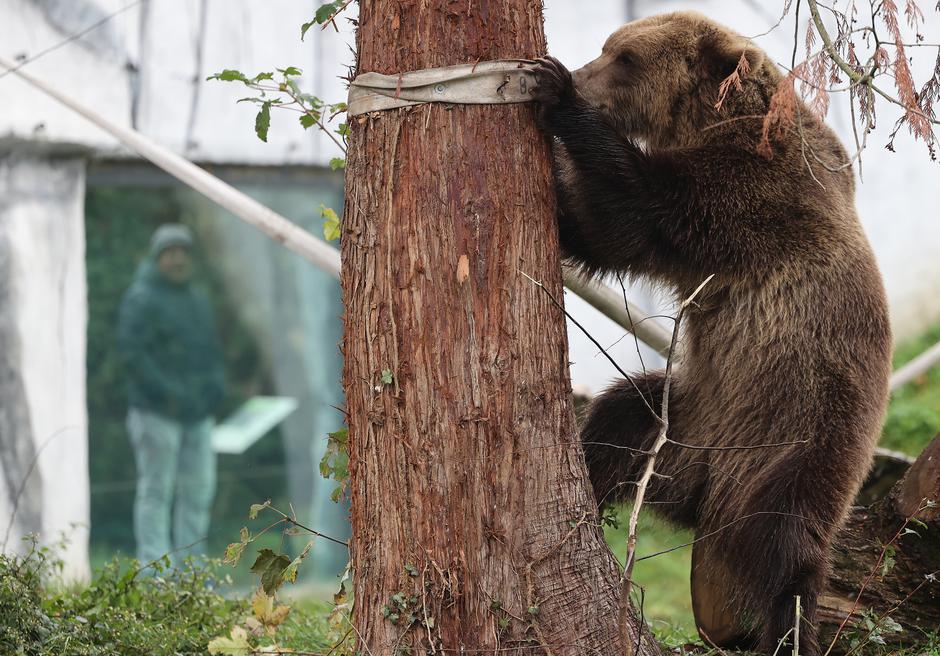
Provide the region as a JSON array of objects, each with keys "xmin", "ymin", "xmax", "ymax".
[{"xmin": 342, "ymin": 2, "xmax": 656, "ymax": 653}]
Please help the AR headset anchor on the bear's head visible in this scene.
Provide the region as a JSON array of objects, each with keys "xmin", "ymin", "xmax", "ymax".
[{"xmin": 571, "ymin": 12, "xmax": 772, "ymax": 148}]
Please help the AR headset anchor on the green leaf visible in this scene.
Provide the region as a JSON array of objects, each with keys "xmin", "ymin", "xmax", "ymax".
[
  {"xmin": 278, "ymin": 66, "xmax": 303, "ymax": 77},
  {"xmin": 300, "ymin": 113, "xmax": 317, "ymax": 129},
  {"xmin": 301, "ymin": 20, "xmax": 316, "ymax": 40},
  {"xmin": 252, "ymin": 71, "xmax": 274, "ymax": 82},
  {"xmin": 315, "ymin": 2, "xmax": 341, "ymax": 24},
  {"xmin": 381, "ymin": 369, "xmax": 393, "ymax": 385},
  {"xmin": 321, "ymin": 426, "xmax": 349, "ymax": 502},
  {"xmin": 320, "ymin": 205, "xmax": 341, "ymax": 241},
  {"xmin": 284, "ymin": 78, "xmax": 303, "ymax": 97},
  {"xmin": 329, "ymin": 157, "xmax": 346, "ymax": 171},
  {"xmin": 881, "ymin": 552, "xmax": 897, "ymax": 577},
  {"xmin": 208, "ymin": 626, "xmax": 251, "ymax": 655},
  {"xmin": 329, "ymin": 426, "xmax": 349, "ymax": 445},
  {"xmin": 248, "ymin": 500, "xmax": 270, "ymax": 520},
  {"xmin": 281, "ymin": 541, "xmax": 315, "ymax": 585},
  {"xmin": 329, "ymin": 102, "xmax": 348, "ymax": 113},
  {"xmin": 207, "ymin": 69, "xmax": 248, "ymax": 83},
  {"xmin": 882, "ymin": 617, "xmax": 903, "ymax": 633},
  {"xmin": 223, "ymin": 541, "xmax": 246, "ymax": 567},
  {"xmin": 255, "ymin": 102, "xmax": 271, "ymax": 142},
  {"xmin": 336, "ymin": 122, "xmax": 350, "ymax": 137},
  {"xmin": 250, "ymin": 548, "xmax": 292, "ymax": 595},
  {"xmin": 300, "ymin": 94, "xmax": 325, "ymax": 110}
]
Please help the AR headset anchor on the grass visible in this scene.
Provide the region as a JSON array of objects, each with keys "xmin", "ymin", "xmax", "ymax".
[
  {"xmin": 1, "ymin": 539, "xmax": 346, "ymax": 656},
  {"xmin": 882, "ymin": 321, "xmax": 940, "ymax": 455},
  {"xmin": 603, "ymin": 509, "xmax": 698, "ymax": 642}
]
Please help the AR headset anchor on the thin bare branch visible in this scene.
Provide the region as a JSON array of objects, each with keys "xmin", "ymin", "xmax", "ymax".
[{"xmin": 620, "ymin": 274, "xmax": 714, "ymax": 656}]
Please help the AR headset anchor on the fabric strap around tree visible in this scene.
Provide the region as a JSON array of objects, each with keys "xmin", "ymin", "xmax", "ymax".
[{"xmin": 348, "ymin": 59, "xmax": 538, "ymax": 116}]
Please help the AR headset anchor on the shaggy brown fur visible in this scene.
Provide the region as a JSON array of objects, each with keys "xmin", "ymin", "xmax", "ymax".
[{"xmin": 532, "ymin": 12, "xmax": 892, "ymax": 655}]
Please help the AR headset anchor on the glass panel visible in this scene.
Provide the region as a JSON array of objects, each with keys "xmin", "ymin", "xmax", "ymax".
[{"xmin": 85, "ymin": 163, "xmax": 347, "ymax": 587}]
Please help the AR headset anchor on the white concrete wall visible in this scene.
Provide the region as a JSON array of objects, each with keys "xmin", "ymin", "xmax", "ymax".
[
  {"xmin": 0, "ymin": 0, "xmax": 353, "ymax": 164},
  {"xmin": 0, "ymin": 154, "xmax": 89, "ymax": 579}
]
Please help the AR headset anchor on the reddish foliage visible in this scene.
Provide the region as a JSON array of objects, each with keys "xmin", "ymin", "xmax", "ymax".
[
  {"xmin": 882, "ymin": 0, "xmax": 932, "ymax": 140},
  {"xmin": 715, "ymin": 50, "xmax": 751, "ymax": 111},
  {"xmin": 759, "ymin": 71, "xmax": 800, "ymax": 158}
]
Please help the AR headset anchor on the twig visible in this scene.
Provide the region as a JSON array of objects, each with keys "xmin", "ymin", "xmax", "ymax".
[
  {"xmin": 620, "ymin": 274, "xmax": 715, "ymax": 656},
  {"xmin": 769, "ymin": 627, "xmax": 796, "ymax": 656},
  {"xmin": 0, "ymin": 1, "xmax": 143, "ymax": 81},
  {"xmin": 699, "ymin": 628, "xmax": 731, "ymax": 656},
  {"xmin": 666, "ymin": 437, "xmax": 809, "ymax": 451},
  {"xmin": 616, "ymin": 274, "xmax": 652, "ymax": 383},
  {"xmin": 841, "ymin": 570, "xmax": 939, "ymax": 656},
  {"xmin": 793, "ymin": 595, "xmax": 801, "ymax": 656},
  {"xmin": 267, "ymin": 505, "xmax": 350, "ymax": 547},
  {"xmin": 522, "ymin": 512, "xmax": 590, "ymax": 656},
  {"xmin": 520, "ymin": 270, "xmax": 658, "ymax": 419},
  {"xmin": 1, "ymin": 425, "xmax": 78, "ymax": 550},
  {"xmin": 636, "ymin": 510, "xmax": 848, "ymax": 562},
  {"xmin": 421, "ymin": 563, "xmax": 437, "ymax": 655}
]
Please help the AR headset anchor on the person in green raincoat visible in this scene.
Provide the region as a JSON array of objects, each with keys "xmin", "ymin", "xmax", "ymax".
[{"xmin": 118, "ymin": 224, "xmax": 225, "ymax": 566}]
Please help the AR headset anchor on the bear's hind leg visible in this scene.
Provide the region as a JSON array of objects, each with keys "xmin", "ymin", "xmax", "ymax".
[
  {"xmin": 581, "ymin": 372, "xmax": 703, "ymax": 528},
  {"xmin": 759, "ymin": 559, "xmax": 824, "ymax": 656}
]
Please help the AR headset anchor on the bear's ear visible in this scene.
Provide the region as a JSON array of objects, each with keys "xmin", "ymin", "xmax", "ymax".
[{"xmin": 697, "ymin": 27, "xmax": 764, "ymax": 78}]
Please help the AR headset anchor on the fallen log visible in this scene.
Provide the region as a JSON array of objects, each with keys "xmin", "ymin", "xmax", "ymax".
[{"xmin": 819, "ymin": 433, "xmax": 940, "ymax": 652}]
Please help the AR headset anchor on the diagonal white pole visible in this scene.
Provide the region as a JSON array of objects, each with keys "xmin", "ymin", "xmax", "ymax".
[{"xmin": 889, "ymin": 341, "xmax": 940, "ymax": 392}]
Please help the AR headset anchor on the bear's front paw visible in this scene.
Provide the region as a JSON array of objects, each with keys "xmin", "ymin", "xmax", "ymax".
[{"xmin": 531, "ymin": 56, "xmax": 575, "ymax": 129}]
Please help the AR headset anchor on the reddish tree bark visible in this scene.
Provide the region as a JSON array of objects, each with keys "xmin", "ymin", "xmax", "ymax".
[{"xmin": 340, "ymin": 1, "xmax": 658, "ymax": 653}]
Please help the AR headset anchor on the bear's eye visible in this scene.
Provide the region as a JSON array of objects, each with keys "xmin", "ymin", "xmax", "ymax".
[{"xmin": 617, "ymin": 51, "xmax": 636, "ymax": 67}]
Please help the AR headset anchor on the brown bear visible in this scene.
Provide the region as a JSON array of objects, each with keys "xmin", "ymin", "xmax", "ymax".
[{"xmin": 532, "ymin": 11, "xmax": 892, "ymax": 656}]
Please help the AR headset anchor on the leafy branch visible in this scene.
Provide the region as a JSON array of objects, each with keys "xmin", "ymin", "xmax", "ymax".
[
  {"xmin": 211, "ymin": 500, "xmax": 353, "ymax": 656},
  {"xmin": 207, "ymin": 67, "xmax": 348, "ymax": 162},
  {"xmin": 208, "ymin": 66, "xmax": 347, "ymax": 242}
]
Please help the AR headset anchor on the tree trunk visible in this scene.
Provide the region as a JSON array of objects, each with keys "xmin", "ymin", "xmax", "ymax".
[
  {"xmin": 818, "ymin": 433, "xmax": 940, "ymax": 651},
  {"xmin": 341, "ymin": 2, "xmax": 656, "ymax": 653}
]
